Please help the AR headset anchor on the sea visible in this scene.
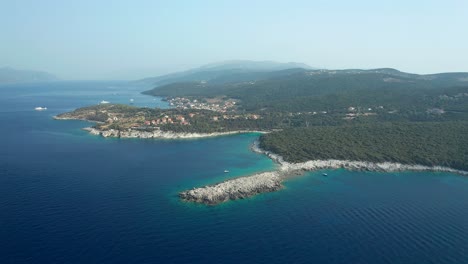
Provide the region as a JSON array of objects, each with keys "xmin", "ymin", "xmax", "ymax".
[{"xmin": 1, "ymin": 81, "xmax": 467, "ymax": 264}]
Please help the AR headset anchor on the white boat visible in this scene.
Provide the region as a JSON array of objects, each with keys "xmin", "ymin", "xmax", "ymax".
[
  {"xmin": 322, "ymin": 173, "xmax": 328, "ymax": 176},
  {"xmin": 224, "ymin": 170, "xmax": 230, "ymax": 173},
  {"xmin": 100, "ymin": 100, "xmax": 110, "ymax": 104},
  {"xmin": 34, "ymin": 107, "xmax": 47, "ymax": 111},
  {"xmin": 130, "ymin": 98, "xmax": 134, "ymax": 102}
]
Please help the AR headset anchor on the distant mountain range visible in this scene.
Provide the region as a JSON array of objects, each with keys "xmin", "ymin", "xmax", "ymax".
[
  {"xmin": 0, "ymin": 67, "xmax": 59, "ymax": 84},
  {"xmin": 137, "ymin": 60, "xmax": 315, "ymax": 86}
]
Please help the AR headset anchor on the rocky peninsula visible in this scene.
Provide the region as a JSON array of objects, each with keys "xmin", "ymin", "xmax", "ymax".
[
  {"xmin": 179, "ymin": 141, "xmax": 468, "ymax": 205},
  {"xmin": 54, "ymin": 104, "xmax": 269, "ymax": 139},
  {"xmin": 179, "ymin": 172, "xmax": 283, "ymax": 205}
]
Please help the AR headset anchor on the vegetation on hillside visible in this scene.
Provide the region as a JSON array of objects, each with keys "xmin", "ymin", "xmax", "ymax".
[
  {"xmin": 259, "ymin": 122, "xmax": 468, "ymax": 171},
  {"xmin": 144, "ymin": 70, "xmax": 468, "ymax": 117}
]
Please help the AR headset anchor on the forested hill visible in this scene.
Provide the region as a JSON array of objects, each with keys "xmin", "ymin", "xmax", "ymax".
[
  {"xmin": 143, "ymin": 68, "xmax": 468, "ymax": 114},
  {"xmin": 259, "ymin": 122, "xmax": 468, "ymax": 171},
  {"xmin": 137, "ymin": 60, "xmax": 313, "ymax": 86}
]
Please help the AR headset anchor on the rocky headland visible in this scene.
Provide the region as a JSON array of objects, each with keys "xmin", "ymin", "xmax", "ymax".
[
  {"xmin": 54, "ymin": 108, "xmax": 268, "ymax": 139},
  {"xmin": 179, "ymin": 172, "xmax": 283, "ymax": 205}
]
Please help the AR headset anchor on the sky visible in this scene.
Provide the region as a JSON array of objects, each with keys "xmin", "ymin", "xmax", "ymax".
[{"xmin": 1, "ymin": 0, "xmax": 467, "ymax": 80}]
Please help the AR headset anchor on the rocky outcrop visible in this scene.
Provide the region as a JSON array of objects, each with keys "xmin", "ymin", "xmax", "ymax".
[
  {"xmin": 83, "ymin": 127, "xmax": 100, "ymax": 135},
  {"xmin": 179, "ymin": 172, "xmax": 283, "ymax": 205}
]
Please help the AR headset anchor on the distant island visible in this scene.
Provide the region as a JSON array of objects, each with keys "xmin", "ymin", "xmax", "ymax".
[
  {"xmin": 0, "ymin": 67, "xmax": 58, "ymax": 84},
  {"xmin": 56, "ymin": 62, "xmax": 468, "ymax": 205}
]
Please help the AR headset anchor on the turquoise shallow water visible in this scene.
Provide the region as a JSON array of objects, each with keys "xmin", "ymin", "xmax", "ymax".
[{"xmin": 1, "ymin": 81, "xmax": 467, "ymax": 263}]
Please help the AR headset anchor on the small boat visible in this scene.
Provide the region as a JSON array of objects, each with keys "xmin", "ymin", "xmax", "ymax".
[
  {"xmin": 130, "ymin": 98, "xmax": 134, "ymax": 102},
  {"xmin": 100, "ymin": 100, "xmax": 110, "ymax": 104},
  {"xmin": 322, "ymin": 173, "xmax": 328, "ymax": 176},
  {"xmin": 34, "ymin": 107, "xmax": 47, "ymax": 111},
  {"xmin": 224, "ymin": 170, "xmax": 229, "ymax": 173}
]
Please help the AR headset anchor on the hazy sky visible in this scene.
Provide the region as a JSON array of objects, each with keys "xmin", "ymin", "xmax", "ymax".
[{"xmin": 1, "ymin": 0, "xmax": 467, "ymax": 80}]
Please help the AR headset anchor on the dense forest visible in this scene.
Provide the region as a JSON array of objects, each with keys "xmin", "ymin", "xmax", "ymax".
[
  {"xmin": 144, "ymin": 69, "xmax": 468, "ymax": 116},
  {"xmin": 259, "ymin": 122, "xmax": 468, "ymax": 171}
]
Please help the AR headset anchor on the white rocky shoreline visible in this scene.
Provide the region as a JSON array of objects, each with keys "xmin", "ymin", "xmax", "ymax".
[
  {"xmin": 54, "ymin": 115, "xmax": 268, "ymax": 139},
  {"xmin": 179, "ymin": 140, "xmax": 468, "ymax": 205},
  {"xmin": 82, "ymin": 127, "xmax": 267, "ymax": 139}
]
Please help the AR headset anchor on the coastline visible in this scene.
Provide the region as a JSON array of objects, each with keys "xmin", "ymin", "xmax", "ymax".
[
  {"xmin": 81, "ymin": 127, "xmax": 268, "ymax": 139},
  {"xmin": 180, "ymin": 140, "xmax": 468, "ymax": 205},
  {"xmin": 55, "ymin": 114, "xmax": 468, "ymax": 204},
  {"xmin": 54, "ymin": 115, "xmax": 268, "ymax": 139},
  {"xmin": 251, "ymin": 140, "xmax": 468, "ymax": 175},
  {"xmin": 53, "ymin": 115, "xmax": 104, "ymax": 124}
]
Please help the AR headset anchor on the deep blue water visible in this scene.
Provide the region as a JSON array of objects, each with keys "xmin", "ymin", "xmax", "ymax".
[{"xmin": 1, "ymin": 81, "xmax": 467, "ymax": 264}]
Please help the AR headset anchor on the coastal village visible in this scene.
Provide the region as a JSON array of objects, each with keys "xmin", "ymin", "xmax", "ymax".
[
  {"xmin": 56, "ymin": 98, "xmax": 406, "ymax": 135},
  {"xmin": 116, "ymin": 96, "xmax": 263, "ymax": 130},
  {"xmin": 56, "ymin": 102, "xmax": 264, "ymax": 134},
  {"xmin": 167, "ymin": 96, "xmax": 238, "ymax": 112},
  {"xmin": 117, "ymin": 112, "xmax": 262, "ymax": 129}
]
